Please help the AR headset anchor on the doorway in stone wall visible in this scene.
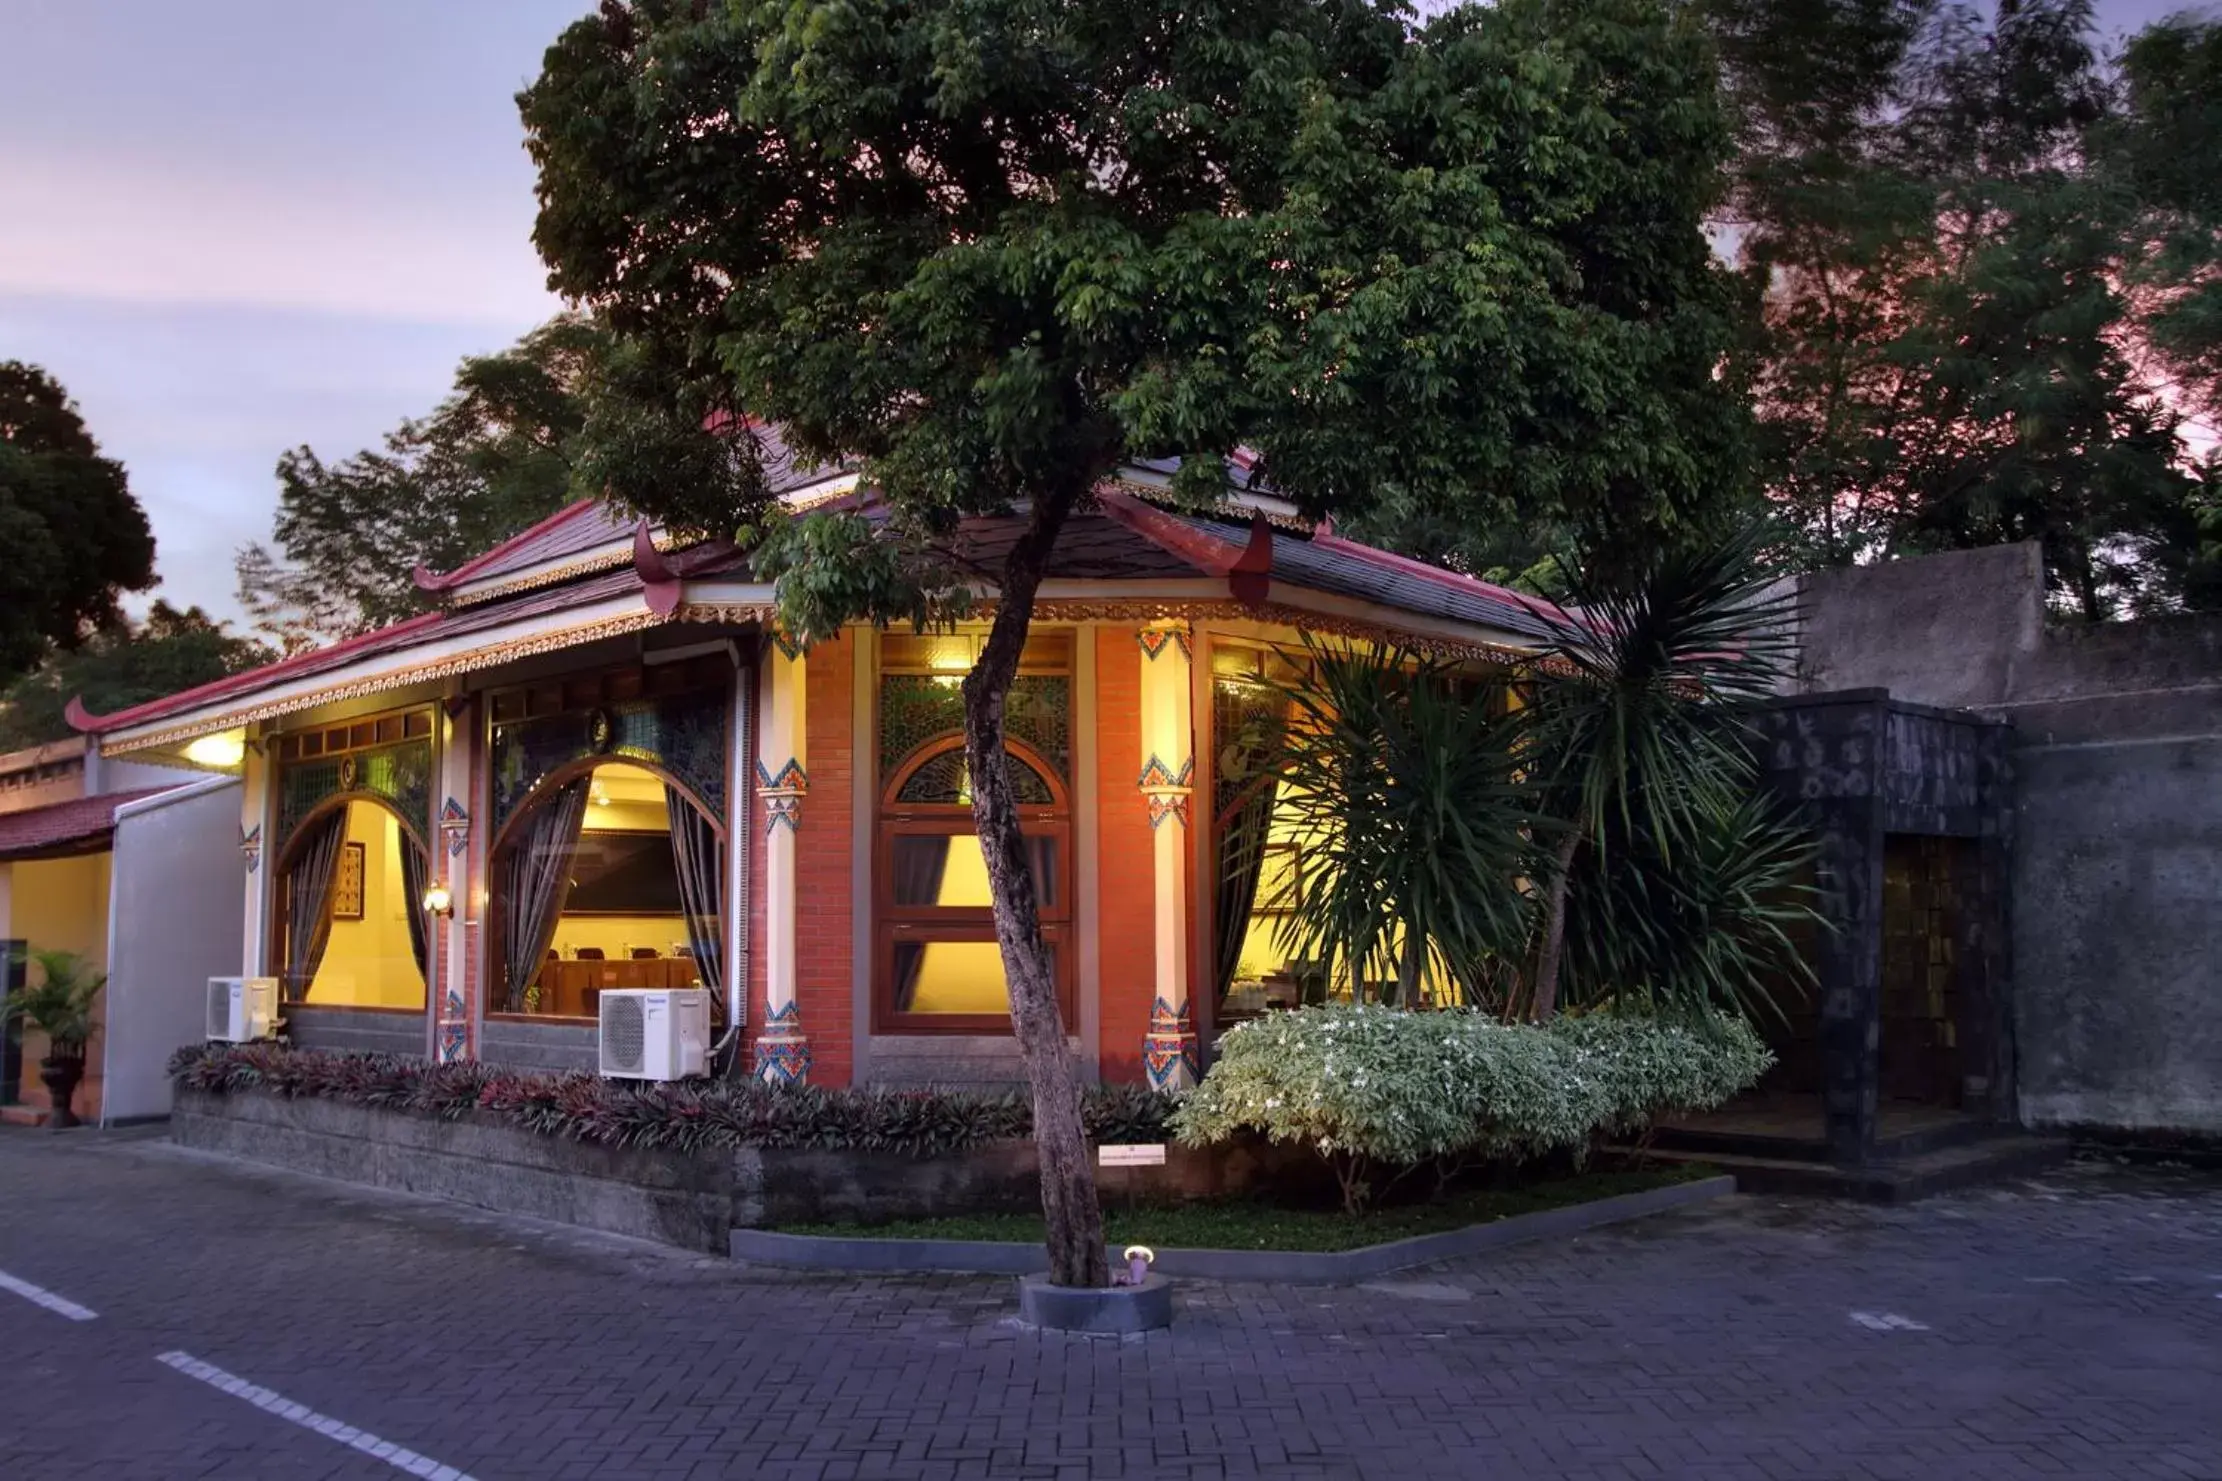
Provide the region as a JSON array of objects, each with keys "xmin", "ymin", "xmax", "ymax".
[{"xmin": 1880, "ymin": 835, "xmax": 1968, "ymax": 1109}]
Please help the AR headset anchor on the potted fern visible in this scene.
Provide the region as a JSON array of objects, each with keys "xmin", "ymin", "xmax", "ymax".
[{"xmin": 3, "ymin": 949, "xmax": 104, "ymax": 1129}]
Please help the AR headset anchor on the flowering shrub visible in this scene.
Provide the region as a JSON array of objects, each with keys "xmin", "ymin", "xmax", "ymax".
[
  {"xmin": 168, "ymin": 1044, "xmax": 1173, "ymax": 1159},
  {"xmin": 1170, "ymin": 1005, "xmax": 1770, "ymax": 1209}
]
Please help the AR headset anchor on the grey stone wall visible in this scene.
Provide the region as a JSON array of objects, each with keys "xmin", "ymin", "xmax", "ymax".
[
  {"xmin": 479, "ymin": 1018, "xmax": 599, "ymax": 1074},
  {"xmin": 171, "ymin": 1089, "xmax": 1284, "ymax": 1252},
  {"xmin": 1791, "ymin": 543, "xmax": 2222, "ymax": 1136},
  {"xmin": 287, "ymin": 1007, "xmax": 425, "ymax": 1058}
]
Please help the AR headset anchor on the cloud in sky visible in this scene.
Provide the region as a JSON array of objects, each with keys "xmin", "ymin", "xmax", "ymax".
[{"xmin": 0, "ymin": 0, "xmax": 590, "ymax": 623}]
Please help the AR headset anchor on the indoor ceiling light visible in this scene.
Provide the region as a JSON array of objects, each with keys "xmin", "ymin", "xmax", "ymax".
[{"xmin": 182, "ymin": 730, "xmax": 246, "ymax": 768}]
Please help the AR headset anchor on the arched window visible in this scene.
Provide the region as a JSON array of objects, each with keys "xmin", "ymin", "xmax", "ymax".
[
  {"xmin": 486, "ymin": 759, "xmax": 724, "ymax": 1021},
  {"xmin": 273, "ymin": 796, "xmax": 430, "ymax": 1011},
  {"xmin": 875, "ymin": 736, "xmax": 1073, "ymax": 1031}
]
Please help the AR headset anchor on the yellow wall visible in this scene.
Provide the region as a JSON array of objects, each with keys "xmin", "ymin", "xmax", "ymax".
[
  {"xmin": 903, "ymin": 840, "xmax": 1007, "ymax": 1014},
  {"xmin": 4, "ymin": 851, "xmax": 112, "ymax": 1114},
  {"xmin": 305, "ymin": 803, "xmax": 424, "ymax": 1009},
  {"xmin": 548, "ymin": 914, "xmax": 699, "ymax": 966}
]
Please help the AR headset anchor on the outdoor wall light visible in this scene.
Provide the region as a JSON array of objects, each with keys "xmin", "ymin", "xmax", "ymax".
[
  {"xmin": 182, "ymin": 729, "xmax": 247, "ymax": 769},
  {"xmin": 421, "ymin": 884, "xmax": 454, "ymax": 917}
]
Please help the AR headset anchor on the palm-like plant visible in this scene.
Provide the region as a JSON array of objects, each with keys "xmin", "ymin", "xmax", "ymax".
[
  {"xmin": 1519, "ymin": 528, "xmax": 1804, "ymax": 1019},
  {"xmin": 1255, "ymin": 642, "xmax": 1536, "ymax": 1007},
  {"xmin": 3, "ymin": 948, "xmax": 106, "ymax": 1060}
]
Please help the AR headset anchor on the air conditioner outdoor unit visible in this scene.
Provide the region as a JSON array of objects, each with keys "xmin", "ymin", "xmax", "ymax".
[
  {"xmin": 206, "ymin": 976, "xmax": 279, "ymax": 1043},
  {"xmin": 597, "ymin": 988, "xmax": 711, "ymax": 1081}
]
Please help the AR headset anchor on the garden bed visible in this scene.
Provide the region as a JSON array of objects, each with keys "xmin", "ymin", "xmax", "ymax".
[{"xmin": 733, "ymin": 1167, "xmax": 1735, "ymax": 1282}]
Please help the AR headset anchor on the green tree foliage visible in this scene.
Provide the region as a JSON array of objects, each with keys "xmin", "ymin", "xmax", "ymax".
[
  {"xmin": 1724, "ymin": 0, "xmax": 2219, "ymax": 619},
  {"xmin": 0, "ymin": 362, "xmax": 156, "ymax": 686},
  {"xmin": 0, "ymin": 602, "xmax": 271, "ymax": 751},
  {"xmin": 522, "ymin": 0, "xmax": 1748, "ymax": 1285},
  {"xmin": 236, "ymin": 316, "xmax": 602, "ymax": 649},
  {"xmin": 1256, "ymin": 531, "xmax": 1815, "ymax": 1026}
]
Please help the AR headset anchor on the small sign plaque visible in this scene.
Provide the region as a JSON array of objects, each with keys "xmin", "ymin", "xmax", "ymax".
[{"xmin": 1099, "ymin": 1143, "xmax": 1168, "ymax": 1167}]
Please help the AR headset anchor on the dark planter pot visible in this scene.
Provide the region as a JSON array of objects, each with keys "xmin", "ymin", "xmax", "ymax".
[{"xmin": 38, "ymin": 1053, "xmax": 85, "ymax": 1130}]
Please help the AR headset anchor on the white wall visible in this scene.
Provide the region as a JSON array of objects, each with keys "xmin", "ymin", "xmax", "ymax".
[{"xmin": 101, "ymin": 777, "xmax": 244, "ymax": 1123}]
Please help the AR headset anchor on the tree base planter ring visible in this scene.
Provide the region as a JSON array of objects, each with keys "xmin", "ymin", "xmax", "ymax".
[{"xmin": 1018, "ymin": 1274, "xmax": 1172, "ymax": 1333}]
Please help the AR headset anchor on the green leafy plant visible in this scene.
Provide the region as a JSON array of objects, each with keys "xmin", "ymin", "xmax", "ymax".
[
  {"xmin": 3, "ymin": 949, "xmax": 105, "ymax": 1059},
  {"xmin": 1519, "ymin": 527, "xmax": 1806, "ymax": 1020},
  {"xmin": 1256, "ymin": 643, "xmax": 1537, "ymax": 1009},
  {"xmin": 167, "ymin": 1044, "xmax": 1177, "ymax": 1159},
  {"xmin": 1170, "ymin": 1004, "xmax": 1769, "ymax": 1212}
]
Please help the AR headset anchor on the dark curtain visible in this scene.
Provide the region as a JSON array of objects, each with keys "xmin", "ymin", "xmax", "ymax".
[
  {"xmin": 665, "ymin": 786, "xmax": 725, "ymax": 1012},
  {"xmin": 890, "ymin": 836, "xmax": 952, "ymax": 1009},
  {"xmin": 500, "ymin": 779, "xmax": 590, "ymax": 1012},
  {"xmin": 400, "ymin": 832, "xmax": 430, "ymax": 987},
  {"xmin": 1213, "ymin": 781, "xmax": 1279, "ymax": 1000},
  {"xmin": 282, "ymin": 809, "xmax": 349, "ymax": 1003}
]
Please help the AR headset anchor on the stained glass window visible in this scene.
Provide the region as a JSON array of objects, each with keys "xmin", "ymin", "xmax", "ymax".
[
  {"xmin": 895, "ymin": 747, "xmax": 1056, "ymax": 806},
  {"xmin": 878, "ymin": 674, "xmax": 1070, "ymax": 783},
  {"xmin": 490, "ymin": 685, "xmax": 728, "ymax": 837},
  {"xmin": 275, "ymin": 732, "xmax": 432, "ymax": 854}
]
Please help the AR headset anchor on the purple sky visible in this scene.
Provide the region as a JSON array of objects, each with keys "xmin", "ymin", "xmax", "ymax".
[{"xmin": 0, "ymin": 0, "xmax": 2206, "ymax": 625}]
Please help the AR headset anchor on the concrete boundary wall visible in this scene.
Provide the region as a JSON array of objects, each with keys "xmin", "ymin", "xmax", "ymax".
[{"xmin": 1793, "ymin": 544, "xmax": 2222, "ymax": 1136}]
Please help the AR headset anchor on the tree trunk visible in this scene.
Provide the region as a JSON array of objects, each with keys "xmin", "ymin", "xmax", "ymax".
[
  {"xmin": 964, "ymin": 484, "xmax": 1107, "ymax": 1289},
  {"xmin": 1529, "ymin": 821, "xmax": 1584, "ymax": 1021}
]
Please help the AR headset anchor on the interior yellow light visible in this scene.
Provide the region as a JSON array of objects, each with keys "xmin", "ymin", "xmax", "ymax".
[
  {"xmin": 182, "ymin": 730, "xmax": 246, "ymax": 768},
  {"xmin": 421, "ymin": 884, "xmax": 454, "ymax": 916}
]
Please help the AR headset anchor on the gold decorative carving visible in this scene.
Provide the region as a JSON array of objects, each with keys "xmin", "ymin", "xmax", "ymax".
[{"xmin": 100, "ymin": 609, "xmax": 675, "ymax": 758}]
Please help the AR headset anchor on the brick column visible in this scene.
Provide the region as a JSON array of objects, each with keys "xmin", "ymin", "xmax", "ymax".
[
  {"xmin": 753, "ymin": 635, "xmax": 811, "ymax": 1083},
  {"xmin": 1137, "ymin": 622, "xmax": 1198, "ymax": 1091}
]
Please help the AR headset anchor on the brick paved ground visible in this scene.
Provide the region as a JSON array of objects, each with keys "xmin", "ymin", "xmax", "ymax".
[{"xmin": 0, "ymin": 1129, "xmax": 2218, "ymax": 1480}]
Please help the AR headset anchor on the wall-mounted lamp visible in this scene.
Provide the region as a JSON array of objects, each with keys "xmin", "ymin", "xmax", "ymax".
[{"xmin": 421, "ymin": 884, "xmax": 454, "ymax": 918}]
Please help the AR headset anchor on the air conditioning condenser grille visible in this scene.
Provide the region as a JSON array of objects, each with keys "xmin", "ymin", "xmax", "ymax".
[{"xmin": 602, "ymin": 996, "xmax": 646, "ymax": 1073}]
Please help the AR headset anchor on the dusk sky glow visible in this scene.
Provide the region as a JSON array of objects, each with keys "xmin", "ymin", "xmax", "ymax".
[{"xmin": 0, "ymin": 0, "xmax": 2205, "ymax": 624}]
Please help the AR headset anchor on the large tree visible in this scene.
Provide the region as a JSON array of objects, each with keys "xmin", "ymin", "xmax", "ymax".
[
  {"xmin": 0, "ymin": 363, "xmax": 156, "ymax": 686},
  {"xmin": 523, "ymin": 0, "xmax": 1746, "ymax": 1286},
  {"xmin": 1724, "ymin": 0, "xmax": 2218, "ymax": 619},
  {"xmin": 0, "ymin": 602, "xmax": 271, "ymax": 752}
]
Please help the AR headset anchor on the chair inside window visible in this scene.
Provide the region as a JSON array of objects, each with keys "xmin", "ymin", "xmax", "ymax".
[
  {"xmin": 574, "ymin": 947, "xmax": 605, "ymax": 961},
  {"xmin": 630, "ymin": 947, "xmax": 659, "ymax": 960}
]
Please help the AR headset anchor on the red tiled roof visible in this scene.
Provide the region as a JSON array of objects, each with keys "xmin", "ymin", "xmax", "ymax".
[
  {"xmin": 0, "ymin": 788, "xmax": 168, "ymax": 862},
  {"xmin": 71, "ymin": 565, "xmax": 656, "ymax": 738}
]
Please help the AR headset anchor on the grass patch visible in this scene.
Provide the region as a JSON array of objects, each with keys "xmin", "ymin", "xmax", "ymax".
[{"xmin": 774, "ymin": 1162, "xmax": 1717, "ymax": 1252}]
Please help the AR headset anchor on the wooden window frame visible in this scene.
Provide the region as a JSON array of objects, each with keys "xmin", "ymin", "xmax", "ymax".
[{"xmin": 872, "ymin": 740, "xmax": 1074, "ymax": 1034}]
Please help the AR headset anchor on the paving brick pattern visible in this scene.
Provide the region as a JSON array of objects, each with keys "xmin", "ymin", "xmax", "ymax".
[{"xmin": 1, "ymin": 1130, "xmax": 2218, "ymax": 1479}]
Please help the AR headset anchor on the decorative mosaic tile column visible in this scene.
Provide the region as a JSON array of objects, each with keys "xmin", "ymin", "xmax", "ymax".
[
  {"xmin": 239, "ymin": 741, "xmax": 270, "ymax": 977},
  {"xmin": 1137, "ymin": 622, "xmax": 1198, "ymax": 1091},
  {"xmin": 754, "ymin": 634, "xmax": 811, "ymax": 1084},
  {"xmin": 433, "ymin": 698, "xmax": 476, "ymax": 1063}
]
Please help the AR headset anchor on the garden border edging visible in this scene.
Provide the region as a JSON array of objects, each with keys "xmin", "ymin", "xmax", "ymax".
[{"xmin": 730, "ymin": 1174, "xmax": 1735, "ymax": 1282}]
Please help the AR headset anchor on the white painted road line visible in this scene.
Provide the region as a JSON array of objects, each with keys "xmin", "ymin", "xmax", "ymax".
[
  {"xmin": 1850, "ymin": 1310, "xmax": 1931, "ymax": 1331},
  {"xmin": 155, "ymin": 1351, "xmax": 477, "ymax": 1481},
  {"xmin": 0, "ymin": 1267, "xmax": 98, "ymax": 1321}
]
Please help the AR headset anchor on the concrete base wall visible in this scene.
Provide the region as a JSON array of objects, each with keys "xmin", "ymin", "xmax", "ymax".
[
  {"xmin": 171, "ymin": 1089, "xmax": 1275, "ymax": 1253},
  {"xmin": 479, "ymin": 1019, "xmax": 598, "ymax": 1074},
  {"xmin": 288, "ymin": 1007, "xmax": 425, "ymax": 1059}
]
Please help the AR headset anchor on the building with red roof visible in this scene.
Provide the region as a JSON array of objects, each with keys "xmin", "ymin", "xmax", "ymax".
[{"xmin": 74, "ymin": 465, "xmax": 1563, "ymax": 1090}]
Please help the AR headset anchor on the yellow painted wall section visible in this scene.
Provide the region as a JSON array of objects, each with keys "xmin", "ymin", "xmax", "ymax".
[
  {"xmin": 548, "ymin": 914, "xmax": 700, "ymax": 966},
  {"xmin": 6, "ymin": 851, "xmax": 112, "ymax": 1115},
  {"xmin": 306, "ymin": 804, "xmax": 425, "ymax": 1009}
]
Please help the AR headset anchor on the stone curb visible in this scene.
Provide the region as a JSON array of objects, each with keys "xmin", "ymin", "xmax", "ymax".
[{"xmin": 730, "ymin": 1174, "xmax": 1735, "ymax": 1282}]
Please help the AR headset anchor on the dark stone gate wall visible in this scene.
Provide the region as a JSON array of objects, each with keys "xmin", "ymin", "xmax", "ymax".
[{"xmin": 1793, "ymin": 545, "xmax": 2222, "ymax": 1137}]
